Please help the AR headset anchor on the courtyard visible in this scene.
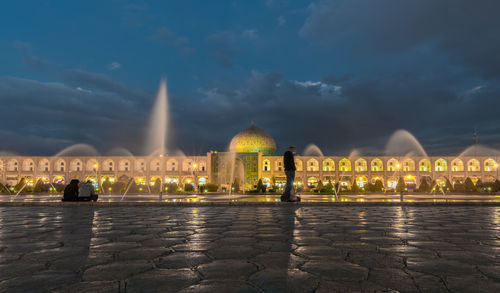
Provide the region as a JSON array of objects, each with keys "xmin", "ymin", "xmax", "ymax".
[{"xmin": 0, "ymin": 205, "xmax": 499, "ymax": 292}]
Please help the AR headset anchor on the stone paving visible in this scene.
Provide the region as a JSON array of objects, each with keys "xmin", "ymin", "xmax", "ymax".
[{"xmin": 0, "ymin": 205, "xmax": 499, "ymax": 292}]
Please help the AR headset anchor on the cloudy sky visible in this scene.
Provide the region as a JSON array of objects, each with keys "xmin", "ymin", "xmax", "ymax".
[{"xmin": 1, "ymin": 0, "xmax": 500, "ymax": 156}]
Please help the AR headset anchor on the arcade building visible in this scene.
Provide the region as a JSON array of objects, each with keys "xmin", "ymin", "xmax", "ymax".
[{"xmin": 1, "ymin": 125, "xmax": 499, "ymax": 192}]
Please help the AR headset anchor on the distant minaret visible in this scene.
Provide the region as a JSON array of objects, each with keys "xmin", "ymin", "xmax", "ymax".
[{"xmin": 473, "ymin": 128, "xmax": 478, "ymax": 157}]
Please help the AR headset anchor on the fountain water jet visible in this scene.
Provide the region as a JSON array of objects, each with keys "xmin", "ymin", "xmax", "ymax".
[
  {"xmin": 53, "ymin": 144, "xmax": 99, "ymax": 157},
  {"xmin": 145, "ymin": 79, "xmax": 170, "ymax": 156},
  {"xmin": 303, "ymin": 144, "xmax": 324, "ymax": 157},
  {"xmin": 385, "ymin": 130, "xmax": 428, "ymax": 157}
]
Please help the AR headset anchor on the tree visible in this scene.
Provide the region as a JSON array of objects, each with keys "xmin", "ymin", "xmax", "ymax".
[
  {"xmin": 418, "ymin": 178, "xmax": 430, "ymax": 193},
  {"xmin": 351, "ymin": 178, "xmax": 359, "ymax": 192},
  {"xmin": 34, "ymin": 179, "xmax": 49, "ymax": 193},
  {"xmin": 494, "ymin": 179, "xmax": 500, "ymax": 192},
  {"xmin": 374, "ymin": 179, "xmax": 384, "ymax": 192},
  {"xmin": 316, "ymin": 180, "xmax": 324, "ymax": 192},
  {"xmin": 166, "ymin": 182, "xmax": 179, "ymax": 194},
  {"xmin": 14, "ymin": 178, "xmax": 26, "ymax": 192},
  {"xmin": 184, "ymin": 183, "xmax": 194, "ymax": 192},
  {"xmin": 445, "ymin": 178, "xmax": 453, "ymax": 192},
  {"xmin": 431, "ymin": 180, "xmax": 441, "ymax": 193},
  {"xmin": 322, "ymin": 180, "xmax": 334, "ymax": 193},
  {"xmin": 365, "ymin": 183, "xmax": 375, "ymax": 192},
  {"xmin": 475, "ymin": 179, "xmax": 483, "ymax": 190},
  {"xmin": 256, "ymin": 179, "xmax": 263, "ymax": 192},
  {"xmin": 396, "ymin": 177, "xmax": 406, "ymax": 192},
  {"xmin": 150, "ymin": 178, "xmax": 162, "ymax": 193},
  {"xmin": 464, "ymin": 177, "xmax": 476, "ymax": 193},
  {"xmin": 102, "ymin": 178, "xmax": 113, "ymax": 193},
  {"xmin": 205, "ymin": 183, "xmax": 218, "ymax": 192},
  {"xmin": 0, "ymin": 183, "xmax": 9, "ymax": 193},
  {"xmin": 126, "ymin": 179, "xmax": 140, "ymax": 194}
]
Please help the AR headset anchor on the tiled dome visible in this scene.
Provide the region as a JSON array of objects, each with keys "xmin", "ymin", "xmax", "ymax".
[{"xmin": 229, "ymin": 125, "xmax": 276, "ymax": 155}]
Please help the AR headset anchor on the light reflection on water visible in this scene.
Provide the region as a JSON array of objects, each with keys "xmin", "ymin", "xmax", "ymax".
[{"xmin": 1, "ymin": 193, "xmax": 499, "ymax": 203}]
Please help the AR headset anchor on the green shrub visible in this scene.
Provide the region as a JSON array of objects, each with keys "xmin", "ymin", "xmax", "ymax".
[{"xmin": 205, "ymin": 183, "xmax": 219, "ymax": 192}]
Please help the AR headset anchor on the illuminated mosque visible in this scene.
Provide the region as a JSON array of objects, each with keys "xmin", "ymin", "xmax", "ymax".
[{"xmin": 1, "ymin": 124, "xmax": 499, "ymax": 192}]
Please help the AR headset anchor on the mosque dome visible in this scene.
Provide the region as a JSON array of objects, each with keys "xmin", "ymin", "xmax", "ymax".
[{"xmin": 229, "ymin": 125, "xmax": 277, "ymax": 155}]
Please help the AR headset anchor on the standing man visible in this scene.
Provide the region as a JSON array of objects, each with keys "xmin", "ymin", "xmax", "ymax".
[{"xmin": 282, "ymin": 146, "xmax": 300, "ymax": 202}]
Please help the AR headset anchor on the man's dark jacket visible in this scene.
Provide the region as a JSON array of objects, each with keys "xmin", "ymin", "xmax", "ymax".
[
  {"xmin": 63, "ymin": 179, "xmax": 79, "ymax": 201},
  {"xmin": 283, "ymin": 151, "xmax": 296, "ymax": 171}
]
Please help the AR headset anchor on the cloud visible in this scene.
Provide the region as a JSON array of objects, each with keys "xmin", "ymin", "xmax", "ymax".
[
  {"xmin": 242, "ymin": 29, "xmax": 258, "ymax": 40},
  {"xmin": 0, "ymin": 72, "xmax": 154, "ymax": 155},
  {"xmin": 177, "ymin": 69, "xmax": 500, "ymax": 155},
  {"xmin": 206, "ymin": 31, "xmax": 241, "ymax": 67},
  {"xmin": 108, "ymin": 62, "xmax": 121, "ymax": 71},
  {"xmin": 277, "ymin": 16, "xmax": 286, "ymax": 26},
  {"xmin": 149, "ymin": 26, "xmax": 195, "ymax": 56},
  {"xmin": 300, "ymin": 0, "xmax": 500, "ymax": 79},
  {"xmin": 10, "ymin": 40, "xmax": 32, "ymax": 51}
]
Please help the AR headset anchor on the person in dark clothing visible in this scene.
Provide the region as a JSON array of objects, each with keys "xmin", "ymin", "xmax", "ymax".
[
  {"xmin": 62, "ymin": 179, "xmax": 79, "ymax": 201},
  {"xmin": 281, "ymin": 146, "xmax": 300, "ymax": 202}
]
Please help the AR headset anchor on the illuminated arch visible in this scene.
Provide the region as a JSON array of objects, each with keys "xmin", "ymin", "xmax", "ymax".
[
  {"xmin": 307, "ymin": 176, "xmax": 318, "ymax": 187},
  {"xmin": 150, "ymin": 159, "xmax": 161, "ymax": 171},
  {"xmin": 306, "ymin": 158, "xmax": 319, "ymax": 171},
  {"xmin": 419, "ymin": 159, "xmax": 431, "ymax": 172},
  {"xmin": 69, "ymin": 159, "xmax": 83, "ymax": 172},
  {"xmin": 22, "ymin": 159, "xmax": 35, "ymax": 172},
  {"xmin": 54, "ymin": 159, "xmax": 66, "ymax": 172},
  {"xmin": 467, "ymin": 159, "xmax": 480, "ymax": 172},
  {"xmin": 355, "ymin": 158, "xmax": 367, "ymax": 172},
  {"xmin": 356, "ymin": 175, "xmax": 368, "ymax": 187},
  {"xmin": 434, "ymin": 158, "xmax": 447, "ymax": 172},
  {"xmin": 322, "ymin": 158, "xmax": 335, "ymax": 171},
  {"xmin": 371, "ymin": 158, "xmax": 383, "ymax": 172},
  {"xmin": 484, "ymin": 158, "xmax": 498, "ymax": 172},
  {"xmin": 102, "ymin": 159, "xmax": 115, "ymax": 172},
  {"xmin": 7, "ymin": 159, "xmax": 18, "ymax": 171},
  {"xmin": 402, "ymin": 158, "xmax": 415, "ymax": 172},
  {"xmin": 118, "ymin": 159, "xmax": 131, "ymax": 171},
  {"xmin": 135, "ymin": 159, "xmax": 146, "ymax": 172},
  {"xmin": 274, "ymin": 159, "xmax": 283, "ymax": 171},
  {"xmin": 387, "ymin": 158, "xmax": 399, "ymax": 172},
  {"xmin": 263, "ymin": 159, "xmax": 271, "ymax": 171},
  {"xmin": 451, "ymin": 158, "xmax": 464, "ymax": 172},
  {"xmin": 86, "ymin": 159, "xmax": 98, "ymax": 171},
  {"xmin": 339, "ymin": 158, "xmax": 351, "ymax": 172},
  {"xmin": 52, "ymin": 176, "xmax": 65, "ymax": 184},
  {"xmin": 295, "ymin": 159, "xmax": 303, "ymax": 171},
  {"xmin": 182, "ymin": 159, "xmax": 197, "ymax": 172}
]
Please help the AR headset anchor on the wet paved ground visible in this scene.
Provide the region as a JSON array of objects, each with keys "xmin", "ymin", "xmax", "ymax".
[
  {"xmin": 2, "ymin": 193, "xmax": 500, "ymax": 203},
  {"xmin": 0, "ymin": 205, "xmax": 499, "ymax": 292}
]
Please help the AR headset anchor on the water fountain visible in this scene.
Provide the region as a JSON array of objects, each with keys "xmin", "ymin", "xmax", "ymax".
[
  {"xmin": 145, "ymin": 79, "xmax": 170, "ymax": 157},
  {"xmin": 384, "ymin": 129, "xmax": 430, "ymax": 200},
  {"xmin": 385, "ymin": 129, "xmax": 428, "ymax": 157},
  {"xmin": 144, "ymin": 79, "xmax": 170, "ymax": 200},
  {"xmin": 303, "ymin": 144, "xmax": 324, "ymax": 157}
]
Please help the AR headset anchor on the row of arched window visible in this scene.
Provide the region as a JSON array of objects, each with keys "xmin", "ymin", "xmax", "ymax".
[
  {"xmin": 0, "ymin": 158, "xmax": 207, "ymax": 173},
  {"xmin": 262, "ymin": 158, "xmax": 499, "ymax": 172}
]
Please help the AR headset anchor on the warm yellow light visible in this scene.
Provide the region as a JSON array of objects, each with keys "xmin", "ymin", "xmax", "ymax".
[
  {"xmin": 396, "ymin": 164, "xmax": 400, "ymax": 168},
  {"xmin": 94, "ymin": 164, "xmax": 98, "ymax": 168},
  {"xmin": 193, "ymin": 163, "xmax": 198, "ymax": 168}
]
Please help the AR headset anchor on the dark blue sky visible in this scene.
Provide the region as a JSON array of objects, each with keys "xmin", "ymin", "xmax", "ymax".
[{"xmin": 1, "ymin": 0, "xmax": 500, "ymax": 156}]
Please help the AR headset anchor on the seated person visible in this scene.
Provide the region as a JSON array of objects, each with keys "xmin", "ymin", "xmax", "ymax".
[
  {"xmin": 78, "ymin": 180, "xmax": 98, "ymax": 202},
  {"xmin": 62, "ymin": 179, "xmax": 80, "ymax": 201}
]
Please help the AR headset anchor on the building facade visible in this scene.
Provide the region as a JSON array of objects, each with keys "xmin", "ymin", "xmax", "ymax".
[{"xmin": 1, "ymin": 125, "xmax": 499, "ymax": 191}]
